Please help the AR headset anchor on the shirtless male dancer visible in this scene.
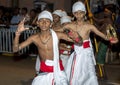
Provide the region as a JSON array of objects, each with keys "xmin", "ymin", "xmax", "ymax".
[
  {"xmin": 64, "ymin": 1, "xmax": 118, "ymax": 85},
  {"xmin": 13, "ymin": 10, "xmax": 82, "ymax": 85}
]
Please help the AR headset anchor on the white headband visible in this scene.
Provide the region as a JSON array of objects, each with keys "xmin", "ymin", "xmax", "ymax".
[
  {"xmin": 61, "ymin": 11, "xmax": 67, "ymax": 17},
  {"xmin": 38, "ymin": 10, "xmax": 53, "ymax": 22},
  {"xmin": 53, "ymin": 10, "xmax": 63, "ymax": 17},
  {"xmin": 72, "ymin": 1, "xmax": 86, "ymax": 13},
  {"xmin": 60, "ymin": 16, "xmax": 71, "ymax": 24}
]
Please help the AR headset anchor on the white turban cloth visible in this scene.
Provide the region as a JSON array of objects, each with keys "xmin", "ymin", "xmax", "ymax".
[
  {"xmin": 38, "ymin": 10, "xmax": 53, "ymax": 22},
  {"xmin": 53, "ymin": 10, "xmax": 63, "ymax": 17},
  {"xmin": 61, "ymin": 11, "xmax": 67, "ymax": 17},
  {"xmin": 60, "ymin": 16, "xmax": 71, "ymax": 24},
  {"xmin": 72, "ymin": 1, "xmax": 86, "ymax": 13}
]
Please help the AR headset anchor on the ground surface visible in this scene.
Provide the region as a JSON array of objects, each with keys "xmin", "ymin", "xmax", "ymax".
[{"xmin": 0, "ymin": 54, "xmax": 120, "ymax": 85}]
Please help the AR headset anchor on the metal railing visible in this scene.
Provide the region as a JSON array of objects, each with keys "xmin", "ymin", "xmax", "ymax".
[{"xmin": 0, "ymin": 27, "xmax": 38, "ymax": 55}]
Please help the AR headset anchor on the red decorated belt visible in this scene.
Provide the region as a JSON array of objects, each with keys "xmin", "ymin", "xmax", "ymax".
[
  {"xmin": 40, "ymin": 60, "xmax": 64, "ymax": 72},
  {"xmin": 83, "ymin": 41, "xmax": 90, "ymax": 48}
]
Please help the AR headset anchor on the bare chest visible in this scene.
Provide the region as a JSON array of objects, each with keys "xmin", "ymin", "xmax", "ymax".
[
  {"xmin": 76, "ymin": 25, "xmax": 90, "ymax": 40},
  {"xmin": 35, "ymin": 35, "xmax": 53, "ymax": 50},
  {"xmin": 76, "ymin": 25, "xmax": 85, "ymax": 35}
]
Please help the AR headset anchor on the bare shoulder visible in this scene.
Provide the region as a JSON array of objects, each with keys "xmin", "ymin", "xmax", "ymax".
[
  {"xmin": 71, "ymin": 21, "xmax": 76, "ymax": 24},
  {"xmin": 30, "ymin": 33, "xmax": 39, "ymax": 38},
  {"xmin": 84, "ymin": 22, "xmax": 95, "ymax": 29},
  {"xmin": 64, "ymin": 22, "xmax": 75, "ymax": 27},
  {"xmin": 56, "ymin": 31, "xmax": 63, "ymax": 37},
  {"xmin": 64, "ymin": 22, "xmax": 76, "ymax": 31},
  {"xmin": 28, "ymin": 33, "xmax": 39, "ymax": 41},
  {"xmin": 56, "ymin": 31, "xmax": 67, "ymax": 40}
]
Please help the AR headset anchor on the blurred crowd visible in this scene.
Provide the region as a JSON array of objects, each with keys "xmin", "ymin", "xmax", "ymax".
[
  {"xmin": 0, "ymin": 6, "xmax": 42, "ymax": 29},
  {"xmin": 0, "ymin": 2, "xmax": 119, "ymax": 30}
]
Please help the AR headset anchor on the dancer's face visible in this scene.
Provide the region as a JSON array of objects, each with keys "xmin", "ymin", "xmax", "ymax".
[
  {"xmin": 53, "ymin": 14, "xmax": 60, "ymax": 23},
  {"xmin": 73, "ymin": 10, "xmax": 85, "ymax": 20},
  {"xmin": 37, "ymin": 18, "xmax": 52, "ymax": 31}
]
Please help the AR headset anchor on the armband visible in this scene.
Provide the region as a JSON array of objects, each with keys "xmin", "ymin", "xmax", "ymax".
[
  {"xmin": 74, "ymin": 33, "xmax": 83, "ymax": 45},
  {"xmin": 15, "ymin": 31, "xmax": 21, "ymax": 35}
]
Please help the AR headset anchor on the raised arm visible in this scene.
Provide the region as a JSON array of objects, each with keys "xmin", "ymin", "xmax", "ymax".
[
  {"xmin": 90, "ymin": 24, "xmax": 108, "ymax": 40},
  {"xmin": 90, "ymin": 24, "xmax": 118, "ymax": 43},
  {"xmin": 13, "ymin": 17, "xmax": 31, "ymax": 52},
  {"xmin": 13, "ymin": 34, "xmax": 34, "ymax": 52},
  {"xmin": 57, "ymin": 29, "xmax": 83, "ymax": 45}
]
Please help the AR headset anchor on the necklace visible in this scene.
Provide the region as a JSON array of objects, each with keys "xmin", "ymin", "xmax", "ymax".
[
  {"xmin": 76, "ymin": 21, "xmax": 84, "ymax": 33},
  {"xmin": 39, "ymin": 33, "xmax": 51, "ymax": 45}
]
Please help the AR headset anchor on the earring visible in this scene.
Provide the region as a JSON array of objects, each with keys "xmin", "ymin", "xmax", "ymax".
[
  {"xmin": 37, "ymin": 24, "xmax": 39, "ymax": 27},
  {"xmin": 50, "ymin": 24, "xmax": 52, "ymax": 27}
]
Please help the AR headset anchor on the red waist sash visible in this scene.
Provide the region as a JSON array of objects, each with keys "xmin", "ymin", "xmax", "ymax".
[
  {"xmin": 40, "ymin": 60, "xmax": 64, "ymax": 72},
  {"xmin": 83, "ymin": 41, "xmax": 90, "ymax": 48}
]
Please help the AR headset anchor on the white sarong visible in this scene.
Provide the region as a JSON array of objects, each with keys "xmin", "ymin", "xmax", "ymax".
[
  {"xmin": 35, "ymin": 55, "xmax": 40, "ymax": 75},
  {"xmin": 60, "ymin": 53, "xmax": 69, "ymax": 68},
  {"xmin": 65, "ymin": 39, "xmax": 98, "ymax": 85},
  {"xmin": 32, "ymin": 29, "xmax": 68, "ymax": 85}
]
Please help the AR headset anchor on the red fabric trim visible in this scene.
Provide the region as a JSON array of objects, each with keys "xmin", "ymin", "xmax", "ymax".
[
  {"xmin": 68, "ymin": 31, "xmax": 72, "ymax": 36},
  {"xmin": 70, "ymin": 53, "xmax": 76, "ymax": 85},
  {"xmin": 59, "ymin": 50, "xmax": 64, "ymax": 54},
  {"xmin": 52, "ymin": 79, "xmax": 54, "ymax": 85},
  {"xmin": 83, "ymin": 41, "xmax": 90, "ymax": 48},
  {"xmin": 75, "ymin": 37, "xmax": 80, "ymax": 42},
  {"xmin": 71, "ymin": 44, "xmax": 74, "ymax": 49},
  {"xmin": 40, "ymin": 60, "xmax": 64, "ymax": 72}
]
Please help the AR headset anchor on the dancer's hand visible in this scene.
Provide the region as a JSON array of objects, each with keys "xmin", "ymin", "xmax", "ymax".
[
  {"xmin": 109, "ymin": 37, "xmax": 119, "ymax": 44},
  {"xmin": 63, "ymin": 28, "xmax": 83, "ymax": 45},
  {"xmin": 16, "ymin": 17, "xmax": 29, "ymax": 35},
  {"xmin": 63, "ymin": 28, "xmax": 77, "ymax": 39}
]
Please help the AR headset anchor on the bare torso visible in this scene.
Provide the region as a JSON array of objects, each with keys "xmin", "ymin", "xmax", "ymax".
[
  {"xmin": 30, "ymin": 31, "xmax": 69, "ymax": 62},
  {"xmin": 64, "ymin": 21, "xmax": 107, "ymax": 41},
  {"xmin": 32, "ymin": 33, "xmax": 54, "ymax": 61},
  {"xmin": 64, "ymin": 22, "xmax": 91, "ymax": 41}
]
